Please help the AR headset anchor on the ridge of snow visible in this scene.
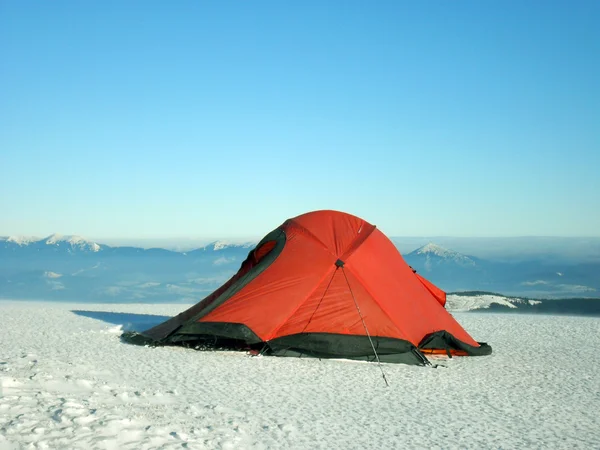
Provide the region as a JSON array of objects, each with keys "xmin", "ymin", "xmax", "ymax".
[
  {"xmin": 410, "ymin": 242, "xmax": 476, "ymax": 266},
  {"xmin": 414, "ymin": 243, "xmax": 460, "ymax": 258},
  {"xmin": 44, "ymin": 234, "xmax": 101, "ymax": 252},
  {"xmin": 446, "ymin": 294, "xmax": 520, "ymax": 311},
  {"xmin": 445, "ymin": 293, "xmax": 545, "ymax": 311},
  {"xmin": 208, "ymin": 240, "xmax": 257, "ymax": 251},
  {"xmin": 5, "ymin": 235, "xmax": 40, "ymax": 245}
]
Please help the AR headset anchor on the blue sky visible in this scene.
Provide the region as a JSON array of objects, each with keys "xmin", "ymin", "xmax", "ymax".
[{"xmin": 1, "ymin": 1, "xmax": 599, "ymax": 240}]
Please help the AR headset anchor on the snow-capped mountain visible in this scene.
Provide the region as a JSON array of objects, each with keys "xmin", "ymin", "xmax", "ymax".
[
  {"xmin": 403, "ymin": 243, "xmax": 483, "ymax": 292},
  {"xmin": 0, "ymin": 235, "xmax": 257, "ymax": 303},
  {"xmin": 1, "ymin": 236, "xmax": 598, "ymax": 303},
  {"xmin": 1, "ymin": 234, "xmax": 102, "ymax": 253},
  {"xmin": 406, "ymin": 243, "xmax": 477, "ymax": 267},
  {"xmin": 203, "ymin": 240, "xmax": 257, "ymax": 251},
  {"xmin": 4, "ymin": 235, "xmax": 40, "ymax": 246},
  {"xmin": 43, "ymin": 234, "xmax": 102, "ymax": 252}
]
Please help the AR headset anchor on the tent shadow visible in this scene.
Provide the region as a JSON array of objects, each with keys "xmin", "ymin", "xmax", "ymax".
[{"xmin": 71, "ymin": 310, "xmax": 171, "ymax": 333}]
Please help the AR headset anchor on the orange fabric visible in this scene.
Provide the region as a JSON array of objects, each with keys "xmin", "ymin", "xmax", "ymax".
[
  {"xmin": 415, "ymin": 273, "xmax": 447, "ymax": 307},
  {"xmin": 199, "ymin": 210, "xmax": 482, "ymax": 349},
  {"xmin": 200, "ymin": 224, "xmax": 336, "ymax": 338},
  {"xmin": 291, "ymin": 211, "xmax": 368, "ymax": 257},
  {"xmin": 273, "ymin": 267, "xmax": 408, "ymax": 341},
  {"xmin": 344, "ymin": 230, "xmax": 479, "ymax": 347},
  {"xmin": 419, "ymin": 348, "xmax": 469, "ymax": 356}
]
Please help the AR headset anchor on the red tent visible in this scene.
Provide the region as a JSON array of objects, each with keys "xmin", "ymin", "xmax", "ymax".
[{"xmin": 134, "ymin": 210, "xmax": 491, "ymax": 364}]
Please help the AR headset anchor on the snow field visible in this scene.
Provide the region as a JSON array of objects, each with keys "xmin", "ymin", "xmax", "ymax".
[{"xmin": 1, "ymin": 301, "xmax": 600, "ymax": 449}]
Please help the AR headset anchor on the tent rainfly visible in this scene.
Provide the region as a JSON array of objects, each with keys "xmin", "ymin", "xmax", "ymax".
[{"xmin": 125, "ymin": 210, "xmax": 491, "ymax": 365}]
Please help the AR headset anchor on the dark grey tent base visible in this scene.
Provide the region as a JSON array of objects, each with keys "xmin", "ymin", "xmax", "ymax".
[
  {"xmin": 264, "ymin": 333, "xmax": 429, "ymax": 365},
  {"xmin": 419, "ymin": 330, "xmax": 493, "ymax": 356},
  {"xmin": 122, "ymin": 328, "xmax": 491, "ymax": 365}
]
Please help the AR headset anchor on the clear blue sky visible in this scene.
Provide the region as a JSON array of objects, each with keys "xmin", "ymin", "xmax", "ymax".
[{"xmin": 1, "ymin": 1, "xmax": 599, "ymax": 240}]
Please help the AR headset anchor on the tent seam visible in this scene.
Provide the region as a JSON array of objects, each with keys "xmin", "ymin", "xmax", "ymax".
[
  {"xmin": 287, "ymin": 219, "xmax": 337, "ymax": 258},
  {"xmin": 339, "ymin": 223, "xmax": 376, "ymax": 261},
  {"xmin": 344, "ymin": 264, "xmax": 410, "ymax": 342},
  {"xmin": 343, "ymin": 233, "xmax": 410, "ymax": 342}
]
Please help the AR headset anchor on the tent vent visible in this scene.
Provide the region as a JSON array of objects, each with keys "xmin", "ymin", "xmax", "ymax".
[{"xmin": 335, "ymin": 259, "xmax": 345, "ymax": 267}]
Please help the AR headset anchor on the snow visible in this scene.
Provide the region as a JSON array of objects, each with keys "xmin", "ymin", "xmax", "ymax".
[
  {"xmin": 1, "ymin": 234, "xmax": 102, "ymax": 252},
  {"xmin": 209, "ymin": 240, "xmax": 256, "ymax": 251},
  {"xmin": 44, "ymin": 234, "xmax": 102, "ymax": 252},
  {"xmin": 4, "ymin": 236, "xmax": 39, "ymax": 246},
  {"xmin": 411, "ymin": 243, "xmax": 476, "ymax": 266},
  {"xmin": 447, "ymin": 294, "xmax": 520, "ymax": 311},
  {"xmin": 2, "ymin": 301, "xmax": 600, "ymax": 449},
  {"xmin": 414, "ymin": 242, "xmax": 455, "ymax": 257},
  {"xmin": 446, "ymin": 294, "xmax": 542, "ymax": 310}
]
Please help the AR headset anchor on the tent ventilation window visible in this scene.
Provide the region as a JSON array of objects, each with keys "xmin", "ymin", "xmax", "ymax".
[{"xmin": 254, "ymin": 241, "xmax": 277, "ymax": 263}]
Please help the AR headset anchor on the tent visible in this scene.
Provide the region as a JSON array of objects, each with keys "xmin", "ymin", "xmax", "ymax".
[{"xmin": 128, "ymin": 210, "xmax": 491, "ymax": 365}]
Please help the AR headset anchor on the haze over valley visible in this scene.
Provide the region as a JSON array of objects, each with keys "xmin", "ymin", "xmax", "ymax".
[{"xmin": 2, "ymin": 234, "xmax": 598, "ymax": 304}]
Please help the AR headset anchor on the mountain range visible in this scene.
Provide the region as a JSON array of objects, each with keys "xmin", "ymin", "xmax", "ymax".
[
  {"xmin": 1, "ymin": 234, "xmax": 598, "ymax": 303},
  {"xmin": 403, "ymin": 242, "xmax": 599, "ymax": 298}
]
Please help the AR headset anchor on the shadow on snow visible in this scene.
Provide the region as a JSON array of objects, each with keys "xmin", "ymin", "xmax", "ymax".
[{"xmin": 71, "ymin": 310, "xmax": 171, "ymax": 332}]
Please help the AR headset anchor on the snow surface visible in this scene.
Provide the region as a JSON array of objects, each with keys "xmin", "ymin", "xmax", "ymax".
[
  {"xmin": 447, "ymin": 294, "xmax": 519, "ymax": 311},
  {"xmin": 1, "ymin": 301, "xmax": 600, "ymax": 449}
]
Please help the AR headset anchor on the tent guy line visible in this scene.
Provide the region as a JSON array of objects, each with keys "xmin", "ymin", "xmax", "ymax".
[{"xmin": 341, "ymin": 263, "xmax": 390, "ymax": 386}]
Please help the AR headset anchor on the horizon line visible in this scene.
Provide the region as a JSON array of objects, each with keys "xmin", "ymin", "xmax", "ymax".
[{"xmin": 3, "ymin": 234, "xmax": 600, "ymax": 242}]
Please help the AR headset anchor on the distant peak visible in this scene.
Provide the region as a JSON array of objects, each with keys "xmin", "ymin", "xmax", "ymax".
[
  {"xmin": 212, "ymin": 240, "xmax": 234, "ymax": 251},
  {"xmin": 408, "ymin": 242, "xmax": 475, "ymax": 265},
  {"xmin": 414, "ymin": 242, "xmax": 457, "ymax": 257}
]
